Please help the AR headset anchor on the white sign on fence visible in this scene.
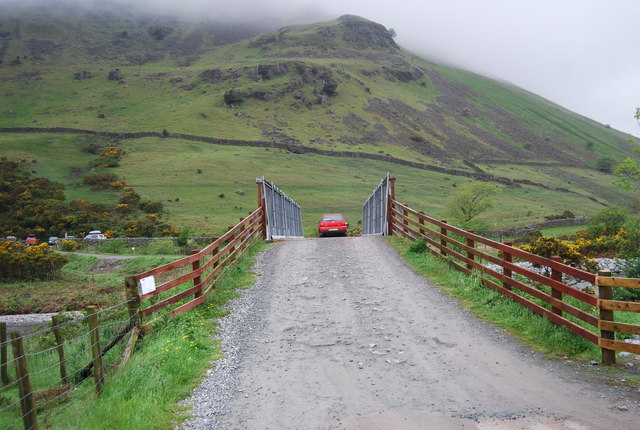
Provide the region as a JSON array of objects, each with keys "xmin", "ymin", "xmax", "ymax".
[{"xmin": 139, "ymin": 275, "xmax": 156, "ymax": 295}]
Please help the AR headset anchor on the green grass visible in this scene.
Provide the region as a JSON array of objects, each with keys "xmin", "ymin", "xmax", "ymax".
[
  {"xmin": 1, "ymin": 13, "xmax": 636, "ymax": 171},
  {"xmin": 3, "ymin": 132, "xmax": 632, "ymax": 239},
  {"xmin": 1, "ymin": 8, "xmax": 638, "ymax": 240},
  {"xmin": 50, "ymin": 241, "xmax": 267, "ymax": 429},
  {"xmin": 0, "ymin": 254, "xmax": 177, "ymax": 314},
  {"xmin": 0, "ymin": 240, "xmax": 269, "ymax": 430},
  {"xmin": 390, "ymin": 236, "xmax": 640, "ymax": 368},
  {"xmin": 539, "ymin": 225, "xmax": 587, "ymax": 237},
  {"xmin": 389, "ymin": 236, "xmax": 600, "ymax": 359}
]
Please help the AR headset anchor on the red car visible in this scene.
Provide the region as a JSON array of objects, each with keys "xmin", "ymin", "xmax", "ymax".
[
  {"xmin": 25, "ymin": 234, "xmax": 38, "ymax": 245},
  {"xmin": 318, "ymin": 213, "xmax": 348, "ymax": 237}
]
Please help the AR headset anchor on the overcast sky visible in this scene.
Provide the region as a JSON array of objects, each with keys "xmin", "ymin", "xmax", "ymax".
[
  {"xmin": 134, "ymin": 0, "xmax": 640, "ymax": 136},
  {"xmin": 311, "ymin": 0, "xmax": 639, "ymax": 137},
  {"xmin": 5, "ymin": 0, "xmax": 639, "ymax": 136}
]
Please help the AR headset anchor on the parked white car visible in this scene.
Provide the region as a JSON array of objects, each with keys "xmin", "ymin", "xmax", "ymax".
[{"xmin": 84, "ymin": 230, "xmax": 107, "ymax": 240}]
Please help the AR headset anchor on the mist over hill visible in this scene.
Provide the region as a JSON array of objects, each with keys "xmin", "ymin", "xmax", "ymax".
[{"xmin": 1, "ymin": 1, "xmax": 634, "ymax": 170}]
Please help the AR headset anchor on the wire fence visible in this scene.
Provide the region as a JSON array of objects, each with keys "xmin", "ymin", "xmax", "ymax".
[{"xmin": 0, "ymin": 301, "xmax": 137, "ymax": 429}]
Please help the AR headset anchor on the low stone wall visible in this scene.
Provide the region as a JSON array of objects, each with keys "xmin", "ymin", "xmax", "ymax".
[
  {"xmin": 478, "ymin": 218, "xmax": 588, "ymax": 239},
  {"xmin": 79, "ymin": 237, "xmax": 216, "ymax": 246}
]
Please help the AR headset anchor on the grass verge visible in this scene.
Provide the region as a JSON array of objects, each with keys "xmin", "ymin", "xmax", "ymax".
[
  {"xmin": 388, "ymin": 236, "xmax": 601, "ymax": 360},
  {"xmin": 40, "ymin": 240, "xmax": 269, "ymax": 429},
  {"xmin": 0, "ymin": 254, "xmax": 179, "ymax": 314}
]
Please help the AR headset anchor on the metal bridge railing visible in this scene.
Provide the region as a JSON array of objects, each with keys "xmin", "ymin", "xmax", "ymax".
[
  {"xmin": 363, "ymin": 173, "xmax": 395, "ymax": 235},
  {"xmin": 257, "ymin": 177, "xmax": 303, "ymax": 240}
]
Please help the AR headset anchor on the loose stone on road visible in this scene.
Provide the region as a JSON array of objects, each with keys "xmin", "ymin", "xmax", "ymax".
[{"xmin": 179, "ymin": 236, "xmax": 639, "ymax": 429}]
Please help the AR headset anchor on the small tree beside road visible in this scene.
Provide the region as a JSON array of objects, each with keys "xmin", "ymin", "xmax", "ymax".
[{"xmin": 447, "ymin": 182, "xmax": 498, "ymax": 229}]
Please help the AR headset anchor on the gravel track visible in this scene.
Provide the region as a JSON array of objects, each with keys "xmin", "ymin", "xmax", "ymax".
[{"xmin": 178, "ymin": 236, "xmax": 639, "ymax": 429}]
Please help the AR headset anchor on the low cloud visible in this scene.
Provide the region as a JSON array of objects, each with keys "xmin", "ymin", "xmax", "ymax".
[{"xmin": 1, "ymin": 0, "xmax": 637, "ymax": 135}]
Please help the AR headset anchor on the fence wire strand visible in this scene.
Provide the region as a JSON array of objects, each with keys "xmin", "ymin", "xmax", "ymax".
[{"xmin": 1, "ymin": 298, "xmax": 137, "ymax": 429}]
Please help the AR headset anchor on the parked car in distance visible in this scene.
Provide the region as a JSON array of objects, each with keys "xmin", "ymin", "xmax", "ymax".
[
  {"xmin": 25, "ymin": 234, "xmax": 38, "ymax": 245},
  {"xmin": 48, "ymin": 236, "xmax": 60, "ymax": 246},
  {"xmin": 318, "ymin": 213, "xmax": 349, "ymax": 237},
  {"xmin": 5, "ymin": 235, "xmax": 17, "ymax": 241},
  {"xmin": 84, "ymin": 230, "xmax": 106, "ymax": 240}
]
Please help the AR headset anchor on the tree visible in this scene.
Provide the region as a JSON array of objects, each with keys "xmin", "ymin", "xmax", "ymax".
[
  {"xmin": 614, "ymin": 157, "xmax": 640, "ymax": 190},
  {"xmin": 224, "ymin": 89, "xmax": 243, "ymax": 106},
  {"xmin": 322, "ymin": 81, "xmax": 338, "ymax": 97},
  {"xmin": 612, "ymin": 109, "xmax": 640, "ymax": 189},
  {"xmin": 388, "ymin": 28, "xmax": 397, "ymax": 39},
  {"xmin": 587, "ymin": 206, "xmax": 627, "ymax": 236},
  {"xmin": 446, "ymin": 182, "xmax": 498, "ymax": 229},
  {"xmin": 595, "ymin": 155, "xmax": 616, "ymax": 173}
]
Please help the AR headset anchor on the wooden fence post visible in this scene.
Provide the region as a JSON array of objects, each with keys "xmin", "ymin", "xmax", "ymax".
[
  {"xmin": 402, "ymin": 206, "xmax": 409, "ymax": 234},
  {"xmin": 1, "ymin": 322, "xmax": 9, "ymax": 386},
  {"xmin": 387, "ymin": 177, "xmax": 396, "ymax": 236},
  {"xmin": 124, "ymin": 276, "xmax": 142, "ymax": 329},
  {"xmin": 257, "ymin": 180, "xmax": 267, "ymax": 240},
  {"xmin": 228, "ymin": 226, "xmax": 236, "ymax": 261},
  {"xmin": 418, "ymin": 216, "xmax": 425, "ymax": 236},
  {"xmin": 440, "ymin": 220, "xmax": 448, "ymax": 256},
  {"xmin": 87, "ymin": 306, "xmax": 104, "ymax": 395},
  {"xmin": 503, "ymin": 241, "xmax": 513, "ymax": 290},
  {"xmin": 597, "ymin": 270, "xmax": 616, "ymax": 365},
  {"xmin": 191, "ymin": 250, "xmax": 202, "ymax": 298},
  {"xmin": 11, "ymin": 332, "xmax": 38, "ymax": 430},
  {"xmin": 550, "ymin": 256, "xmax": 563, "ymax": 316},
  {"xmin": 466, "ymin": 233, "xmax": 475, "ymax": 271},
  {"xmin": 51, "ymin": 315, "xmax": 68, "ymax": 385}
]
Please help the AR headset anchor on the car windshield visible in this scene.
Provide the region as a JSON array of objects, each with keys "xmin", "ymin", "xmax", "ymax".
[{"xmin": 322, "ymin": 214, "xmax": 344, "ymax": 221}]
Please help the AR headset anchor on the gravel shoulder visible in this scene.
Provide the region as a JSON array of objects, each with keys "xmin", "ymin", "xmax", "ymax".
[{"xmin": 179, "ymin": 236, "xmax": 640, "ymax": 430}]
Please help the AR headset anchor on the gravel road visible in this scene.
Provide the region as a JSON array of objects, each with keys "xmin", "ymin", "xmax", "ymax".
[{"xmin": 179, "ymin": 236, "xmax": 640, "ymax": 429}]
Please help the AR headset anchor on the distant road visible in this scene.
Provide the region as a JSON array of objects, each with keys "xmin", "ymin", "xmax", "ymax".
[
  {"xmin": 179, "ymin": 236, "xmax": 639, "ymax": 429},
  {"xmin": 55, "ymin": 251, "xmax": 137, "ymax": 260}
]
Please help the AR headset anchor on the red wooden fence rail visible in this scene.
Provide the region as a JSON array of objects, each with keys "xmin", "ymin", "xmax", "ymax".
[
  {"xmin": 124, "ymin": 207, "xmax": 264, "ymax": 331},
  {"xmin": 387, "ymin": 199, "xmax": 640, "ymax": 364}
]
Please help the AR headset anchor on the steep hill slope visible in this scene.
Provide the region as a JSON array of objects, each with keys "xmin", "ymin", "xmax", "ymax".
[
  {"xmin": 0, "ymin": 3, "xmax": 637, "ymax": 234},
  {"xmin": 1, "ymin": 6, "xmax": 635, "ymax": 168}
]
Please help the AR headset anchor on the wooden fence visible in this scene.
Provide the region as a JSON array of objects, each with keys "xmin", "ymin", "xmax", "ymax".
[
  {"xmin": 124, "ymin": 207, "xmax": 264, "ymax": 331},
  {"xmin": 1, "ymin": 303, "xmax": 136, "ymax": 430},
  {"xmin": 388, "ymin": 199, "xmax": 640, "ymax": 364}
]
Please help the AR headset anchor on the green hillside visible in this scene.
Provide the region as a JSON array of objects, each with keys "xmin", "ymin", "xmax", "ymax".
[{"xmin": 0, "ymin": 3, "xmax": 637, "ymax": 236}]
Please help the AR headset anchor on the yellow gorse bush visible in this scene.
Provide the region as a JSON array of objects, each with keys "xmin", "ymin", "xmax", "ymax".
[
  {"xmin": 0, "ymin": 240, "xmax": 68, "ymax": 280},
  {"xmin": 521, "ymin": 236, "xmax": 597, "ymax": 272}
]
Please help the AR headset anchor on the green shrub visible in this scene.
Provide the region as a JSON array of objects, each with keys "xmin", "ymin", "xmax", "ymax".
[
  {"xmin": 0, "ymin": 242, "xmax": 68, "ymax": 280},
  {"xmin": 82, "ymin": 172, "xmax": 119, "ymax": 191},
  {"xmin": 408, "ymin": 238, "xmax": 428, "ymax": 253},
  {"xmin": 224, "ymin": 90, "xmax": 243, "ymax": 105},
  {"xmin": 520, "ymin": 237, "xmax": 597, "ymax": 273},
  {"xmin": 60, "ymin": 239, "xmax": 81, "ymax": 252},
  {"xmin": 595, "ymin": 156, "xmax": 616, "ymax": 173},
  {"xmin": 91, "ymin": 146, "xmax": 125, "ymax": 168},
  {"xmin": 141, "ymin": 240, "xmax": 180, "ymax": 255},
  {"xmin": 140, "ymin": 200, "xmax": 164, "ymax": 214},
  {"xmin": 119, "ymin": 187, "xmax": 141, "ymax": 206},
  {"xmin": 587, "ymin": 206, "xmax": 627, "ymax": 236},
  {"xmin": 322, "ymin": 81, "xmax": 338, "ymax": 96},
  {"xmin": 177, "ymin": 227, "xmax": 193, "ymax": 247},
  {"xmin": 544, "ymin": 210, "xmax": 575, "ymax": 221},
  {"xmin": 257, "ymin": 64, "xmax": 270, "ymax": 79},
  {"xmin": 92, "ymin": 239, "xmax": 128, "ymax": 254}
]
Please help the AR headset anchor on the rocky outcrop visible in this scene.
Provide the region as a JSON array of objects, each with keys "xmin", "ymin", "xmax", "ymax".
[
  {"xmin": 108, "ymin": 68, "xmax": 123, "ymax": 80},
  {"xmin": 339, "ymin": 15, "xmax": 398, "ymax": 50},
  {"xmin": 74, "ymin": 70, "xmax": 93, "ymax": 80}
]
